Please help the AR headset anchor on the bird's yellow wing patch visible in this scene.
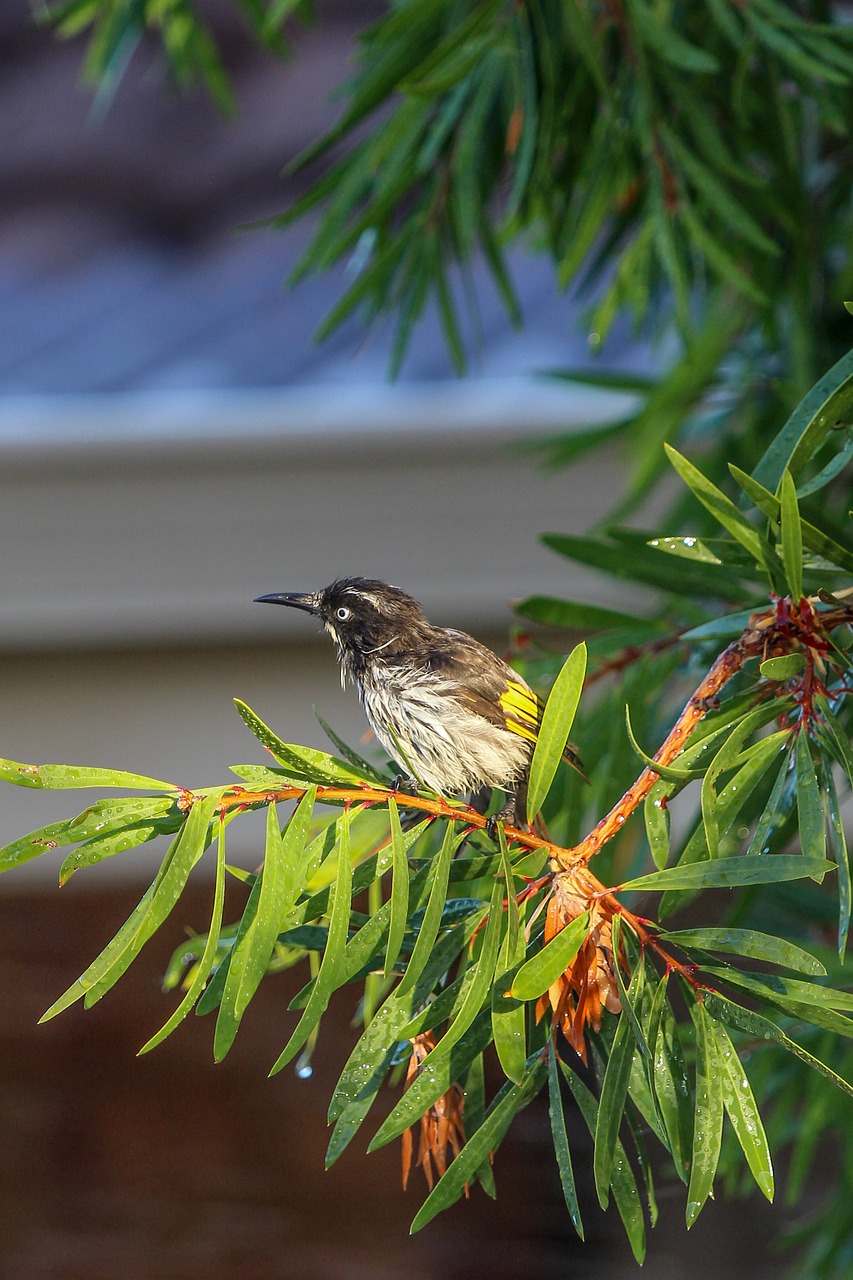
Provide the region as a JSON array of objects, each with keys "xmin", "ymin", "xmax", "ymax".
[{"xmin": 500, "ymin": 680, "xmax": 542, "ymax": 744}]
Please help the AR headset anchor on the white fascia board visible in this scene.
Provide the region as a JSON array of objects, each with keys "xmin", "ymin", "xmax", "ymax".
[{"xmin": 0, "ymin": 379, "xmax": 643, "ymax": 651}]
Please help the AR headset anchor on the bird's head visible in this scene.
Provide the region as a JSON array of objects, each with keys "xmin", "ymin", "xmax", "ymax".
[{"xmin": 255, "ymin": 577, "xmax": 429, "ymax": 672}]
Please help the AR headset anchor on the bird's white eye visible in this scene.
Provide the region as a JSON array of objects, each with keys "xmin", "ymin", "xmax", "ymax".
[{"xmin": 335, "ymin": 606, "xmax": 351, "ymax": 621}]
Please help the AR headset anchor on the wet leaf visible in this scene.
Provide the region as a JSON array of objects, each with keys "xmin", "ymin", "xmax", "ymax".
[
  {"xmin": 548, "ymin": 1046, "xmax": 584, "ymax": 1239},
  {"xmin": 618, "ymin": 854, "xmax": 834, "ymax": 894},
  {"xmin": 526, "ymin": 642, "xmax": 587, "ymax": 823},
  {"xmin": 234, "ymin": 699, "xmax": 375, "ymax": 786},
  {"xmin": 796, "ymin": 732, "xmax": 826, "ymax": 867},
  {"xmin": 686, "ymin": 1002, "xmax": 723, "ymax": 1227},
  {"xmin": 138, "ymin": 815, "xmax": 227, "ymax": 1053},
  {"xmin": 662, "ymin": 927, "xmax": 826, "ymax": 976},
  {"xmin": 384, "ymin": 799, "xmax": 410, "ymax": 978},
  {"xmin": 0, "ymin": 759, "xmax": 179, "ymax": 791},
  {"xmin": 511, "ymin": 910, "xmax": 589, "ymax": 1001},
  {"xmin": 593, "ymin": 1009, "xmax": 635, "ymax": 1207},
  {"xmin": 779, "ymin": 469, "xmax": 803, "ymax": 600},
  {"xmin": 269, "ymin": 808, "xmax": 353, "ymax": 1073},
  {"xmin": 709, "ymin": 1019, "xmax": 774, "ymax": 1201}
]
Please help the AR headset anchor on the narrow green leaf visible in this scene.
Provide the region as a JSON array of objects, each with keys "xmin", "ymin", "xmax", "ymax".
[
  {"xmin": 492, "ymin": 827, "xmax": 526, "ymax": 1083},
  {"xmin": 649, "ymin": 976, "xmax": 691, "ymax": 1182},
  {"xmin": 314, "ymin": 710, "xmax": 390, "ymax": 784},
  {"xmin": 368, "ymin": 1011, "xmax": 493, "ymax": 1152},
  {"xmin": 796, "ymin": 732, "xmax": 826, "ymax": 866},
  {"xmin": 396, "ymin": 821, "xmax": 463, "ymax": 999},
  {"xmin": 618, "ymin": 854, "xmax": 834, "ymax": 894},
  {"xmin": 326, "ymin": 913, "xmax": 484, "ymax": 1152},
  {"xmin": 730, "ymin": 466, "xmax": 853, "ymax": 573},
  {"xmin": 822, "ymin": 761, "xmax": 851, "ymax": 960},
  {"xmin": 269, "ymin": 808, "xmax": 353, "ymax": 1073},
  {"xmin": 779, "ymin": 470, "xmax": 803, "ymax": 600},
  {"xmin": 644, "ymin": 787, "xmax": 671, "ymax": 870},
  {"xmin": 138, "ymin": 814, "xmax": 227, "ymax": 1054},
  {"xmin": 511, "ymin": 910, "xmax": 589, "ymax": 1001},
  {"xmin": 561, "ymin": 1061, "xmax": 646, "ymax": 1263},
  {"xmin": 746, "ymin": 751, "xmax": 794, "ymax": 856},
  {"xmin": 700, "ymin": 965, "xmax": 853, "ymax": 1013},
  {"xmin": 232, "ymin": 802, "xmax": 289, "ymax": 1019},
  {"xmin": 664, "ymin": 444, "xmax": 775, "ymax": 574},
  {"xmin": 41, "ymin": 793, "xmax": 221, "ymax": 1022},
  {"xmin": 703, "ymin": 992, "xmax": 853, "ymax": 1101},
  {"xmin": 410, "ymin": 1054, "xmax": 547, "ymax": 1233},
  {"xmin": 662, "ymin": 927, "xmax": 826, "ymax": 976},
  {"xmin": 548, "ymin": 1047, "xmax": 584, "ymax": 1239},
  {"xmin": 710, "ymin": 1019, "xmax": 774, "ymax": 1201},
  {"xmin": 593, "ymin": 1011, "xmax": 635, "ymax": 1208},
  {"xmin": 0, "ymin": 759, "xmax": 178, "ymax": 791},
  {"xmin": 0, "ymin": 796, "xmax": 179, "ymax": 874},
  {"xmin": 626, "ymin": 705, "xmax": 704, "ymax": 781},
  {"xmin": 515, "ymin": 595, "xmax": 658, "ymax": 634},
  {"xmin": 526, "ymin": 642, "xmax": 587, "ymax": 823},
  {"xmin": 686, "ymin": 1002, "xmax": 723, "ymax": 1227},
  {"xmin": 701, "ymin": 710, "xmax": 792, "ymax": 858},
  {"xmin": 234, "ymin": 699, "xmax": 375, "ymax": 786},
  {"xmin": 384, "ymin": 799, "xmax": 409, "ymax": 978}
]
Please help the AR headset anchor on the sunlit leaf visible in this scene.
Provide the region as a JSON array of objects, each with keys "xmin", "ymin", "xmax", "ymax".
[
  {"xmin": 526, "ymin": 642, "xmax": 587, "ymax": 823},
  {"xmin": 511, "ymin": 910, "xmax": 589, "ymax": 1001}
]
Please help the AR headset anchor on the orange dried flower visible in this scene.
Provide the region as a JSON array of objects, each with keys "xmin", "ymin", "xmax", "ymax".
[{"xmin": 401, "ymin": 1031, "xmax": 467, "ymax": 1192}]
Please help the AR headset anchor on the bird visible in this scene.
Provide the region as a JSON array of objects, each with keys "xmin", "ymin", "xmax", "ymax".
[{"xmin": 255, "ymin": 577, "xmax": 582, "ymax": 830}]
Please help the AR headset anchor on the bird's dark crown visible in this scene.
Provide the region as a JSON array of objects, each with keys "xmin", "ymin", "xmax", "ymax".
[{"xmin": 256, "ymin": 577, "xmax": 433, "ymax": 666}]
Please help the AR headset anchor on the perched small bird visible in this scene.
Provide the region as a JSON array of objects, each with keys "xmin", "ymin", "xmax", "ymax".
[{"xmin": 255, "ymin": 577, "xmax": 580, "ymax": 828}]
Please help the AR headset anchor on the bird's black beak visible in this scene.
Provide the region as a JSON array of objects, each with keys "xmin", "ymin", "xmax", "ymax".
[{"xmin": 254, "ymin": 592, "xmax": 320, "ymax": 615}]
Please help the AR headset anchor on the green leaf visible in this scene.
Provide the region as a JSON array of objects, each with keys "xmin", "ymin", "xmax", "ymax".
[
  {"xmin": 649, "ymin": 976, "xmax": 691, "ymax": 1182},
  {"xmin": 760, "ymin": 654, "xmax": 806, "ymax": 680},
  {"xmin": 730, "ymin": 466, "xmax": 853, "ymax": 574},
  {"xmin": 234, "ymin": 699, "xmax": 375, "ymax": 787},
  {"xmin": 526, "ymin": 642, "xmax": 587, "ymax": 823},
  {"xmin": 644, "ymin": 788, "xmax": 671, "ymax": 870},
  {"xmin": 661, "ymin": 927, "xmax": 826, "ymax": 976},
  {"xmin": 326, "ymin": 912, "xmax": 485, "ymax": 1155},
  {"xmin": 0, "ymin": 759, "xmax": 178, "ymax": 791},
  {"xmin": 547, "ymin": 1046, "xmax": 584, "ymax": 1239},
  {"xmin": 269, "ymin": 808, "xmax": 353, "ymax": 1073},
  {"xmin": 515, "ymin": 594, "xmax": 659, "ymax": 634},
  {"xmin": 664, "ymin": 444, "xmax": 777, "ymax": 577},
  {"xmin": 368, "ymin": 1011, "xmax": 493, "ymax": 1153},
  {"xmin": 232, "ymin": 794, "xmax": 317, "ymax": 1021},
  {"xmin": 0, "ymin": 796, "xmax": 179, "ymax": 874},
  {"xmin": 701, "ymin": 712, "xmax": 792, "ymax": 858},
  {"xmin": 543, "ymin": 531, "xmax": 752, "ymax": 600},
  {"xmin": 709, "ymin": 1019, "xmax": 774, "ymax": 1201},
  {"xmin": 796, "ymin": 732, "xmax": 826, "ymax": 865},
  {"xmin": 625, "ymin": 705, "xmax": 704, "ymax": 781},
  {"xmin": 703, "ymin": 992, "xmax": 853, "ymax": 1101},
  {"xmin": 686, "ymin": 1001, "xmax": 723, "ymax": 1227},
  {"xmin": 560, "ymin": 1061, "xmax": 646, "ymax": 1263},
  {"xmin": 822, "ymin": 760, "xmax": 851, "ymax": 960},
  {"xmin": 410, "ymin": 1053, "xmax": 547, "ymax": 1233},
  {"xmin": 138, "ymin": 814, "xmax": 227, "ymax": 1054},
  {"xmin": 492, "ymin": 828, "xmax": 527, "ymax": 1083},
  {"xmin": 314, "ymin": 711, "xmax": 390, "ymax": 784},
  {"xmin": 779, "ymin": 470, "xmax": 803, "ymax": 600},
  {"xmin": 619, "ymin": 854, "xmax": 833, "ymax": 894},
  {"xmin": 41, "ymin": 792, "xmax": 222, "ymax": 1022},
  {"xmin": 511, "ymin": 910, "xmax": 589, "ymax": 1001},
  {"xmin": 396, "ymin": 821, "xmax": 464, "ymax": 999},
  {"xmin": 631, "ymin": 2, "xmax": 719, "ymax": 72},
  {"xmin": 751, "ymin": 333, "xmax": 853, "ymax": 492},
  {"xmin": 383, "ymin": 799, "xmax": 410, "ymax": 978},
  {"xmin": 593, "ymin": 1009, "xmax": 635, "ymax": 1207}
]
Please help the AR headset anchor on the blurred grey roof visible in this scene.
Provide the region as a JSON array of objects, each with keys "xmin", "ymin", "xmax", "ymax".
[{"xmin": 0, "ymin": 0, "xmax": 656, "ymax": 405}]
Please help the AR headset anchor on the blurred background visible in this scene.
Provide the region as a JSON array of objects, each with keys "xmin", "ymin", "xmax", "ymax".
[{"xmin": 0, "ymin": 1, "xmax": 789, "ymax": 1275}]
